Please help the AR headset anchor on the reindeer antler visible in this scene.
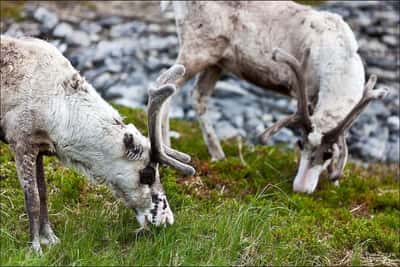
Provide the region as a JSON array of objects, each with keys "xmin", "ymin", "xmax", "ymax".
[
  {"xmin": 259, "ymin": 48, "xmax": 311, "ymax": 143},
  {"xmin": 147, "ymin": 65, "xmax": 195, "ymax": 176},
  {"xmin": 323, "ymin": 74, "xmax": 388, "ymax": 143}
]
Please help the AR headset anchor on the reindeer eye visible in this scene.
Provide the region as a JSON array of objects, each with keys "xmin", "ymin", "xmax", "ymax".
[
  {"xmin": 297, "ymin": 140, "xmax": 304, "ymax": 150},
  {"xmin": 139, "ymin": 166, "xmax": 156, "ymax": 186},
  {"xmin": 323, "ymin": 151, "xmax": 333, "ymax": 161}
]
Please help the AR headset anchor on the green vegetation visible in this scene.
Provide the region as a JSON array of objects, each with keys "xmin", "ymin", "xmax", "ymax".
[
  {"xmin": 0, "ymin": 1, "xmax": 25, "ymax": 21},
  {"xmin": 1, "ymin": 106, "xmax": 399, "ymax": 266}
]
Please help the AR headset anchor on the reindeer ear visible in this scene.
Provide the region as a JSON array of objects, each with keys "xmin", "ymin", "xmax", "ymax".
[{"xmin": 123, "ymin": 133, "xmax": 143, "ymax": 160}]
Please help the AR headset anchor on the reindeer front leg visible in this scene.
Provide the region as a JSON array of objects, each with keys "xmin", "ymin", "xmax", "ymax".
[
  {"xmin": 14, "ymin": 144, "xmax": 42, "ymax": 254},
  {"xmin": 36, "ymin": 154, "xmax": 59, "ymax": 246}
]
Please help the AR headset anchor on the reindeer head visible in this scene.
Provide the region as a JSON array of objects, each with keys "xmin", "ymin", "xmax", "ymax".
[
  {"xmin": 109, "ymin": 65, "xmax": 194, "ymax": 228},
  {"xmin": 260, "ymin": 48, "xmax": 388, "ymax": 193}
]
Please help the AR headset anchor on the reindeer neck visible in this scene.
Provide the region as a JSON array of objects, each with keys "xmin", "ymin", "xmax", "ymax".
[
  {"xmin": 45, "ymin": 84, "xmax": 126, "ymax": 183},
  {"xmin": 310, "ymin": 41, "xmax": 365, "ymax": 134}
]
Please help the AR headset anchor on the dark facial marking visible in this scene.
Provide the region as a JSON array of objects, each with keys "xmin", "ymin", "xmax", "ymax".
[
  {"xmin": 323, "ymin": 151, "xmax": 333, "ymax": 161},
  {"xmin": 124, "ymin": 133, "xmax": 143, "ymax": 160},
  {"xmin": 139, "ymin": 166, "xmax": 156, "ymax": 186},
  {"xmin": 297, "ymin": 140, "xmax": 304, "ymax": 150},
  {"xmin": 150, "ymin": 194, "xmax": 162, "ymax": 223},
  {"xmin": 0, "ymin": 127, "xmax": 7, "ymax": 143}
]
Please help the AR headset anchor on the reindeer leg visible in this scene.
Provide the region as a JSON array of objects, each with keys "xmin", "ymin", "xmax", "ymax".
[
  {"xmin": 192, "ymin": 66, "xmax": 224, "ymax": 161},
  {"xmin": 36, "ymin": 154, "xmax": 59, "ymax": 246},
  {"xmin": 161, "ymin": 46, "xmax": 223, "ymax": 146},
  {"xmin": 14, "ymin": 143, "xmax": 42, "ymax": 255}
]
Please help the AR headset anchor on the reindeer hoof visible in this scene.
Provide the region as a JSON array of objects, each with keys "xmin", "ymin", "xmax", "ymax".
[
  {"xmin": 211, "ymin": 155, "xmax": 225, "ymax": 162},
  {"xmin": 40, "ymin": 225, "xmax": 60, "ymax": 246},
  {"xmin": 40, "ymin": 233, "xmax": 60, "ymax": 246},
  {"xmin": 31, "ymin": 240, "xmax": 43, "ymax": 255}
]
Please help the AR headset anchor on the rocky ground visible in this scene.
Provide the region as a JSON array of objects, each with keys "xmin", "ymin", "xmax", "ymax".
[{"xmin": 1, "ymin": 1, "xmax": 399, "ymax": 162}]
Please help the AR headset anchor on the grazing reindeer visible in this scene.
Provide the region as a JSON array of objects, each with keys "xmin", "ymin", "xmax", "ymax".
[
  {"xmin": 160, "ymin": 1, "xmax": 387, "ymax": 193},
  {"xmin": 0, "ymin": 35, "xmax": 194, "ymax": 254}
]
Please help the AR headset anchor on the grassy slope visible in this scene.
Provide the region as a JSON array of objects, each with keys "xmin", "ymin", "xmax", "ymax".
[{"xmin": 0, "ymin": 106, "xmax": 398, "ymax": 266}]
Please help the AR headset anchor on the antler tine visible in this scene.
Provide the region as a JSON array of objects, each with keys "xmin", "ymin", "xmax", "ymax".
[
  {"xmin": 259, "ymin": 114, "xmax": 300, "ymax": 144},
  {"xmin": 156, "ymin": 64, "xmax": 185, "ymax": 87},
  {"xmin": 272, "ymin": 48, "xmax": 312, "ymax": 131},
  {"xmin": 323, "ymin": 74, "xmax": 388, "ymax": 143},
  {"xmin": 147, "ymin": 65, "xmax": 195, "ymax": 176},
  {"xmin": 163, "ymin": 144, "xmax": 191, "ymax": 163}
]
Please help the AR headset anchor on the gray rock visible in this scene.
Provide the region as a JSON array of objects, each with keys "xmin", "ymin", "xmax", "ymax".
[
  {"xmin": 382, "ymin": 35, "xmax": 398, "ymax": 47},
  {"xmin": 147, "ymin": 23, "xmax": 162, "ymax": 33},
  {"xmin": 4, "ymin": 24, "xmax": 25, "ymax": 38},
  {"xmin": 214, "ymin": 81, "xmax": 248, "ymax": 98},
  {"xmin": 359, "ymin": 38, "xmax": 387, "ymax": 53},
  {"xmin": 186, "ymin": 110, "xmax": 196, "ymax": 120},
  {"xmin": 80, "ymin": 21, "xmax": 102, "ymax": 34},
  {"xmin": 66, "ymin": 30, "xmax": 91, "ymax": 47},
  {"xmin": 14, "ymin": 22, "xmax": 41, "ymax": 37},
  {"xmin": 107, "ymin": 83, "xmax": 148, "ymax": 105},
  {"xmin": 261, "ymin": 113, "xmax": 274, "ymax": 124},
  {"xmin": 33, "ymin": 7, "xmax": 58, "ymax": 31},
  {"xmin": 98, "ymin": 16, "xmax": 123, "ymax": 27},
  {"xmin": 145, "ymin": 55, "xmax": 174, "ymax": 72},
  {"xmin": 112, "ymin": 98, "xmax": 146, "ymax": 109},
  {"xmin": 170, "ymin": 106, "xmax": 185, "ymax": 119},
  {"xmin": 215, "ymin": 121, "xmax": 240, "ymax": 140},
  {"xmin": 364, "ymin": 101, "xmax": 391, "ymax": 119},
  {"xmin": 365, "ymin": 57, "xmax": 399, "ymax": 71},
  {"xmin": 110, "ymin": 21, "xmax": 146, "ymax": 38},
  {"xmin": 205, "ymin": 109, "xmax": 222, "ymax": 123},
  {"xmin": 368, "ymin": 67, "xmax": 398, "ymax": 82},
  {"xmin": 92, "ymin": 72, "xmax": 117, "ymax": 91},
  {"xmin": 355, "ymin": 12, "xmax": 374, "ymax": 27},
  {"xmin": 244, "ymin": 107, "xmax": 262, "ymax": 120},
  {"xmin": 271, "ymin": 127, "xmax": 295, "ymax": 144},
  {"xmin": 353, "ymin": 128, "xmax": 389, "ymax": 161},
  {"xmin": 387, "ymin": 116, "xmax": 400, "ymax": 131},
  {"xmin": 140, "ymin": 35, "xmax": 178, "ymax": 51},
  {"xmin": 53, "ymin": 23, "xmax": 73, "ymax": 38},
  {"xmin": 50, "ymin": 40, "xmax": 68, "ymax": 54},
  {"xmin": 94, "ymin": 40, "xmax": 125, "ymax": 61},
  {"xmin": 232, "ymin": 115, "xmax": 244, "ymax": 129},
  {"xmin": 385, "ymin": 141, "xmax": 400, "ymax": 162},
  {"xmin": 105, "ymin": 57, "xmax": 123, "ymax": 73}
]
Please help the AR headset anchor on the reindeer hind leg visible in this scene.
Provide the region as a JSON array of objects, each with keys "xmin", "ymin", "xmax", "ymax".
[
  {"xmin": 36, "ymin": 154, "xmax": 59, "ymax": 246},
  {"xmin": 14, "ymin": 143, "xmax": 42, "ymax": 254}
]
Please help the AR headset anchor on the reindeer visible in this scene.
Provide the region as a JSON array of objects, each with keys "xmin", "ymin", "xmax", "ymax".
[
  {"xmin": 0, "ymin": 35, "xmax": 194, "ymax": 254},
  {"xmin": 160, "ymin": 1, "xmax": 387, "ymax": 193}
]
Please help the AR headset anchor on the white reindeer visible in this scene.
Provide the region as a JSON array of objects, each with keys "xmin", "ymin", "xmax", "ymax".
[
  {"xmin": 160, "ymin": 1, "xmax": 387, "ymax": 193},
  {"xmin": 0, "ymin": 35, "xmax": 194, "ymax": 254}
]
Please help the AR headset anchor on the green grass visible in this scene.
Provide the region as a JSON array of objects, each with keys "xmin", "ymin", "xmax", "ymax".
[
  {"xmin": 0, "ymin": 1, "xmax": 25, "ymax": 21},
  {"xmin": 1, "ymin": 106, "xmax": 399, "ymax": 266}
]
